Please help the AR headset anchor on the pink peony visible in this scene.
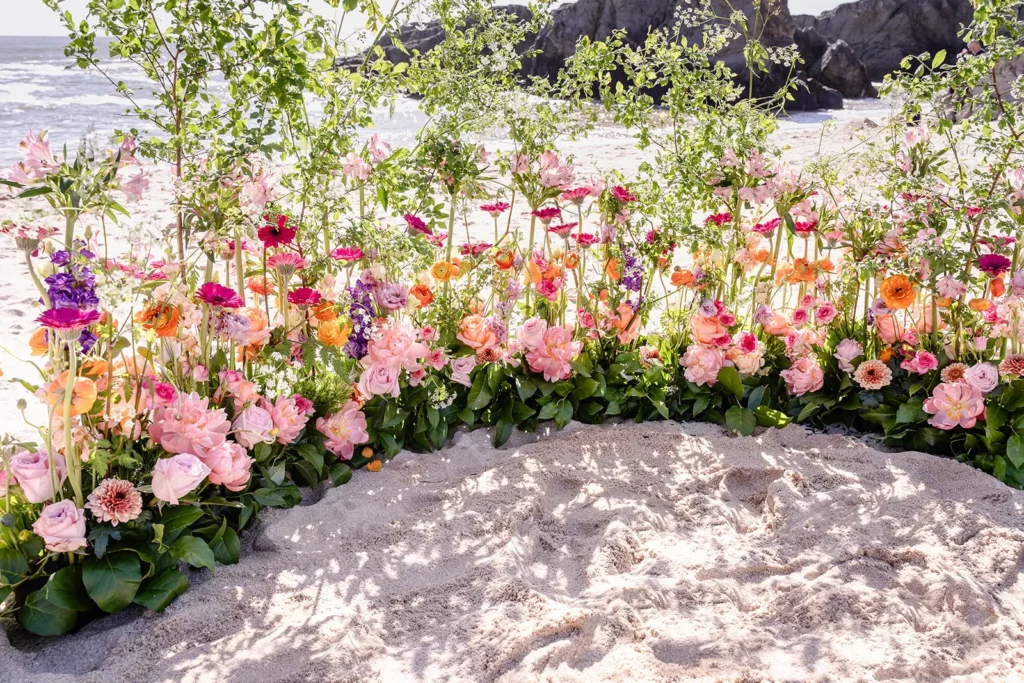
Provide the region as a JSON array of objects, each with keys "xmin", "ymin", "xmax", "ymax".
[
  {"xmin": 526, "ymin": 326, "xmax": 583, "ymax": 382},
  {"xmin": 232, "ymin": 404, "xmax": 275, "ymax": 449},
  {"xmin": 781, "ymin": 357, "xmax": 825, "ymax": 396},
  {"xmin": 8, "ymin": 450, "xmax": 67, "ymax": 504},
  {"xmin": 151, "ymin": 453, "xmax": 211, "ymax": 505},
  {"xmin": 148, "ymin": 392, "xmax": 231, "ymax": 457},
  {"xmin": 834, "ymin": 338, "xmax": 863, "ymax": 373},
  {"xmin": 203, "ymin": 441, "xmax": 253, "ymax": 492},
  {"xmin": 32, "ymin": 500, "xmax": 87, "ymax": 552},
  {"xmin": 264, "ymin": 395, "xmax": 310, "ymax": 445},
  {"xmin": 923, "ymin": 383, "xmax": 985, "ymax": 430},
  {"xmin": 964, "ymin": 362, "xmax": 999, "ymax": 394},
  {"xmin": 363, "ymin": 321, "xmax": 429, "ymax": 373},
  {"xmin": 357, "ymin": 363, "xmax": 401, "ymax": 398},
  {"xmin": 680, "ymin": 345, "xmax": 725, "ymax": 387},
  {"xmin": 516, "ymin": 317, "xmax": 548, "ymax": 351},
  {"xmin": 316, "ymin": 401, "xmax": 369, "ymax": 460},
  {"xmin": 450, "ymin": 356, "xmax": 477, "ymax": 388}
]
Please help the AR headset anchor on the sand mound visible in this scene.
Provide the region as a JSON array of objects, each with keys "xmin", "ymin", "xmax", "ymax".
[{"xmin": 2, "ymin": 421, "xmax": 1024, "ymax": 682}]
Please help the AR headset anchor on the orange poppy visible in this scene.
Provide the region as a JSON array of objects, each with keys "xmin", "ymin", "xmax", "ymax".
[
  {"xmin": 879, "ymin": 275, "xmax": 916, "ymax": 310},
  {"xmin": 409, "ymin": 284, "xmax": 434, "ymax": 308},
  {"xmin": 670, "ymin": 268, "xmax": 695, "ymax": 288},
  {"xmin": 136, "ymin": 303, "xmax": 180, "ymax": 337},
  {"xmin": 29, "ymin": 328, "xmax": 48, "ymax": 356},
  {"xmin": 605, "ymin": 257, "xmax": 622, "ymax": 281},
  {"xmin": 45, "ymin": 371, "xmax": 97, "ymax": 416},
  {"xmin": 991, "ymin": 277, "xmax": 1006, "ymax": 298}
]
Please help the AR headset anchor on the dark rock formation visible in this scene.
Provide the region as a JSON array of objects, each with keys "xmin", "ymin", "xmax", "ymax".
[
  {"xmin": 797, "ymin": 30, "xmax": 877, "ymax": 98},
  {"xmin": 805, "ymin": 0, "xmax": 974, "ymax": 80}
]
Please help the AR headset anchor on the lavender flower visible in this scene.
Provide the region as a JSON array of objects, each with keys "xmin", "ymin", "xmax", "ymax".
[
  {"xmin": 621, "ymin": 247, "xmax": 642, "ymax": 292},
  {"xmin": 375, "ymin": 283, "xmax": 409, "ymax": 311}
]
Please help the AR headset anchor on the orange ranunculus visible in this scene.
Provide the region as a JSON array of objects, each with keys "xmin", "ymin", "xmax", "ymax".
[
  {"xmin": 612, "ymin": 303, "xmax": 641, "ymax": 344},
  {"xmin": 451, "ymin": 257, "xmax": 464, "ymax": 278},
  {"xmin": 526, "ymin": 260, "xmax": 544, "ymax": 284},
  {"xmin": 969, "ymin": 298, "xmax": 992, "ymax": 312},
  {"xmin": 991, "ymin": 277, "xmax": 1006, "ymax": 298},
  {"xmin": 247, "ymin": 275, "xmax": 274, "ymax": 296},
  {"xmin": 605, "ymin": 257, "xmax": 622, "ymax": 281},
  {"xmin": 656, "ymin": 255, "xmax": 669, "ymax": 270},
  {"xmin": 409, "ymin": 284, "xmax": 434, "ymax": 308},
  {"xmin": 493, "ymin": 249, "xmax": 515, "ymax": 270},
  {"xmin": 318, "ymin": 319, "xmax": 351, "ymax": 348},
  {"xmin": 879, "ymin": 347, "xmax": 894, "ymax": 363},
  {"xmin": 45, "ymin": 371, "xmax": 97, "ymax": 416},
  {"xmin": 457, "ymin": 314, "xmax": 499, "ymax": 353},
  {"xmin": 880, "ymin": 275, "xmax": 916, "ymax": 310},
  {"xmin": 935, "ymin": 297, "xmax": 952, "ymax": 308},
  {"xmin": 598, "ymin": 288, "xmax": 610, "ymax": 302},
  {"xmin": 313, "ymin": 300, "xmax": 338, "ymax": 322},
  {"xmin": 29, "ymin": 328, "xmax": 48, "ymax": 356},
  {"xmin": 787, "ymin": 258, "xmax": 817, "ymax": 284},
  {"xmin": 565, "ymin": 253, "xmax": 580, "ymax": 270},
  {"xmin": 431, "ymin": 261, "xmax": 454, "ymax": 282},
  {"xmin": 136, "ymin": 302, "xmax": 180, "ymax": 337},
  {"xmin": 670, "ymin": 268, "xmax": 694, "ymax": 288}
]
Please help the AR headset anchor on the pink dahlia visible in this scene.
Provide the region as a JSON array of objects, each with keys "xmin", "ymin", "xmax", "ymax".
[
  {"xmin": 288, "ymin": 287, "xmax": 322, "ymax": 308},
  {"xmin": 258, "ymin": 214, "xmax": 296, "ymax": 249},
  {"xmin": 330, "ymin": 246, "xmax": 364, "ymax": 263},
  {"xmin": 853, "ymin": 359, "xmax": 892, "ymax": 390},
  {"xmin": 85, "ymin": 478, "xmax": 143, "ymax": 526},
  {"xmin": 316, "ymin": 400, "xmax": 369, "ymax": 460},
  {"xmin": 404, "ymin": 213, "xmax": 433, "ymax": 236},
  {"xmin": 148, "ymin": 392, "xmax": 231, "ymax": 457},
  {"xmin": 999, "ymin": 354, "xmax": 1024, "ymax": 379},
  {"xmin": 195, "ymin": 282, "xmax": 243, "ymax": 308},
  {"xmin": 923, "ymin": 382, "xmax": 985, "ymax": 430}
]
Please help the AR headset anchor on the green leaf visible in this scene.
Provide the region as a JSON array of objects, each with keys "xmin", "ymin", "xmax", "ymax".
[
  {"xmin": 1008, "ymin": 435, "xmax": 1024, "ymax": 469},
  {"xmin": 0, "ymin": 547, "xmax": 29, "ymax": 585},
  {"xmin": 43, "ymin": 565, "xmax": 92, "ymax": 612},
  {"xmin": 555, "ymin": 400, "xmax": 574, "ymax": 429},
  {"xmin": 692, "ymin": 397, "xmax": 710, "ymax": 418},
  {"xmin": 517, "ymin": 378, "xmax": 537, "ymax": 401},
  {"xmin": 467, "ymin": 371, "xmax": 493, "ymax": 411},
  {"xmin": 747, "ymin": 385, "xmax": 766, "ymax": 412},
  {"xmin": 716, "ymin": 366, "xmax": 743, "ymax": 402},
  {"xmin": 538, "ymin": 401, "xmax": 560, "ymax": 420},
  {"xmin": 494, "ymin": 419, "xmax": 513, "ymax": 448},
  {"xmin": 157, "ymin": 505, "xmax": 205, "ymax": 531},
  {"xmin": 210, "ymin": 527, "xmax": 241, "ymax": 565},
  {"xmin": 169, "ymin": 536, "xmax": 216, "ymax": 572},
  {"xmin": 932, "ymin": 49, "xmax": 946, "ymax": 68},
  {"xmin": 83, "ymin": 552, "xmax": 142, "ymax": 613},
  {"xmin": 896, "ymin": 399, "xmax": 925, "ymax": 424},
  {"xmin": 329, "ymin": 462, "xmax": 352, "ymax": 486},
  {"xmin": 725, "ymin": 406, "xmax": 757, "ymax": 436},
  {"xmin": 18, "ymin": 589, "xmax": 78, "ymax": 636},
  {"xmin": 133, "ymin": 569, "xmax": 188, "ymax": 612},
  {"xmin": 296, "ymin": 444, "xmax": 324, "ymax": 474}
]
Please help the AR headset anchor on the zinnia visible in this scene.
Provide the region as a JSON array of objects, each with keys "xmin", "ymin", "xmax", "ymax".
[{"xmin": 86, "ymin": 478, "xmax": 143, "ymax": 526}]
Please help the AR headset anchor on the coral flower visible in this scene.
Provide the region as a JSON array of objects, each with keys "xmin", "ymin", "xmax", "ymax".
[
  {"xmin": 85, "ymin": 478, "xmax": 143, "ymax": 526},
  {"xmin": 879, "ymin": 275, "xmax": 916, "ymax": 310},
  {"xmin": 611, "ymin": 303, "xmax": 641, "ymax": 344},
  {"xmin": 493, "ymin": 249, "xmax": 515, "ymax": 270},
  {"xmin": 431, "ymin": 261, "xmax": 454, "ymax": 282},
  {"xmin": 45, "ymin": 371, "xmax": 98, "ymax": 416},
  {"xmin": 136, "ymin": 302, "xmax": 180, "ymax": 337},
  {"xmin": 409, "ymin": 283, "xmax": 434, "ymax": 308},
  {"xmin": 605, "ymin": 257, "xmax": 622, "ymax": 281},
  {"xmin": 312, "ymin": 301, "xmax": 338, "ymax": 322},
  {"xmin": 969, "ymin": 298, "xmax": 992, "ymax": 312},
  {"xmin": 923, "ymin": 382, "xmax": 985, "ymax": 430},
  {"xmin": 267, "ymin": 252, "xmax": 307, "ymax": 277},
  {"xmin": 991, "ymin": 277, "xmax": 1006, "ymax": 297},
  {"xmin": 258, "ymin": 213, "xmax": 296, "ymax": 248},
  {"xmin": 29, "ymin": 328, "xmax": 48, "ymax": 356},
  {"xmin": 195, "ymin": 282, "xmax": 243, "ymax": 308},
  {"xmin": 559, "ymin": 188, "xmax": 591, "ymax": 205},
  {"xmin": 247, "ymin": 275, "xmax": 275, "ymax": 296},
  {"xmin": 457, "ymin": 314, "xmax": 499, "ymax": 354},
  {"xmin": 671, "ymin": 268, "xmax": 695, "ymax": 287},
  {"xmin": 287, "ymin": 287, "xmax": 322, "ymax": 308}
]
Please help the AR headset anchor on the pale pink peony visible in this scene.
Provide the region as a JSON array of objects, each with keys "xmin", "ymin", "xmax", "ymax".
[
  {"xmin": 8, "ymin": 450, "xmax": 67, "ymax": 504},
  {"xmin": 263, "ymin": 395, "xmax": 310, "ymax": 445},
  {"xmin": 964, "ymin": 362, "xmax": 999, "ymax": 394},
  {"xmin": 526, "ymin": 326, "xmax": 582, "ymax": 382},
  {"xmin": 834, "ymin": 338, "xmax": 864, "ymax": 373},
  {"xmin": 450, "ymin": 356, "xmax": 477, "ymax": 388},
  {"xmin": 357, "ymin": 363, "xmax": 401, "ymax": 398},
  {"xmin": 316, "ymin": 401, "xmax": 369, "ymax": 460},
  {"xmin": 149, "ymin": 392, "xmax": 231, "ymax": 457},
  {"xmin": 781, "ymin": 357, "xmax": 825, "ymax": 396},
  {"xmin": 32, "ymin": 500, "xmax": 87, "ymax": 552},
  {"xmin": 232, "ymin": 404, "xmax": 275, "ymax": 449},
  {"xmin": 85, "ymin": 478, "xmax": 143, "ymax": 526},
  {"xmin": 363, "ymin": 321, "xmax": 428, "ymax": 373},
  {"xmin": 923, "ymin": 382, "xmax": 985, "ymax": 430},
  {"xmin": 516, "ymin": 317, "xmax": 548, "ymax": 351},
  {"xmin": 151, "ymin": 453, "xmax": 211, "ymax": 505},
  {"xmin": 202, "ymin": 441, "xmax": 253, "ymax": 491},
  {"xmin": 680, "ymin": 345, "xmax": 725, "ymax": 387}
]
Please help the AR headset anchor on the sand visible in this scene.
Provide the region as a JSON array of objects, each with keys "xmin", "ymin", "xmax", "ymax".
[{"xmin": 1, "ymin": 420, "xmax": 1022, "ymax": 682}]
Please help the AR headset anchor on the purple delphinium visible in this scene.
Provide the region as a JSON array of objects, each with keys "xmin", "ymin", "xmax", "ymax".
[
  {"xmin": 344, "ymin": 279, "xmax": 375, "ymax": 359},
  {"xmin": 45, "ymin": 265, "xmax": 99, "ymax": 310},
  {"xmin": 621, "ymin": 246, "xmax": 642, "ymax": 292}
]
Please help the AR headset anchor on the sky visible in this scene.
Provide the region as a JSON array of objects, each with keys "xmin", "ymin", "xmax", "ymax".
[{"xmin": 4, "ymin": 0, "xmax": 844, "ymax": 36}]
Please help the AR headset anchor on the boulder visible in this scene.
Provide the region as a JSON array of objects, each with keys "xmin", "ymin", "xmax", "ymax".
[{"xmin": 811, "ymin": 39, "xmax": 877, "ymax": 98}]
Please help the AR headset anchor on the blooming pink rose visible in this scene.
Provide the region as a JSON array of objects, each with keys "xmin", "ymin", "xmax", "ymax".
[
  {"xmin": 680, "ymin": 345, "xmax": 725, "ymax": 387},
  {"xmin": 691, "ymin": 314, "xmax": 729, "ymax": 345},
  {"xmin": 923, "ymin": 382, "xmax": 985, "ymax": 430},
  {"xmin": 152, "ymin": 454, "xmax": 211, "ymax": 505},
  {"xmin": 964, "ymin": 362, "xmax": 999, "ymax": 394},
  {"xmin": 32, "ymin": 500, "xmax": 87, "ymax": 552},
  {"xmin": 316, "ymin": 401, "xmax": 369, "ymax": 460},
  {"xmin": 526, "ymin": 326, "xmax": 583, "ymax": 382},
  {"xmin": 263, "ymin": 395, "xmax": 310, "ymax": 445},
  {"xmin": 357, "ymin": 363, "xmax": 401, "ymax": 398},
  {"xmin": 450, "ymin": 356, "xmax": 477, "ymax": 388},
  {"xmin": 153, "ymin": 381, "xmax": 177, "ymax": 405},
  {"xmin": 726, "ymin": 347, "xmax": 764, "ymax": 375},
  {"xmin": 781, "ymin": 357, "xmax": 824, "ymax": 396},
  {"xmin": 203, "ymin": 441, "xmax": 253, "ymax": 492},
  {"xmin": 192, "ymin": 364, "xmax": 210, "ymax": 382},
  {"xmin": 8, "ymin": 450, "xmax": 67, "ymax": 504},
  {"xmin": 517, "ymin": 317, "xmax": 548, "ymax": 351},
  {"xmin": 815, "ymin": 302, "xmax": 839, "ymax": 325},
  {"xmin": 833, "ymin": 338, "xmax": 863, "ymax": 373},
  {"xmin": 231, "ymin": 404, "xmax": 275, "ymax": 449},
  {"xmin": 149, "ymin": 392, "xmax": 231, "ymax": 457}
]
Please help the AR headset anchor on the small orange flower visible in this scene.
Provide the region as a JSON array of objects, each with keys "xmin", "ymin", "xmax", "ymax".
[
  {"xmin": 991, "ymin": 277, "xmax": 1006, "ymax": 298},
  {"xmin": 934, "ymin": 297, "xmax": 952, "ymax": 308},
  {"xmin": 565, "ymin": 253, "xmax": 580, "ymax": 270},
  {"xmin": 247, "ymin": 275, "xmax": 275, "ymax": 297},
  {"xmin": 879, "ymin": 347, "xmax": 894, "ymax": 363},
  {"xmin": 880, "ymin": 275, "xmax": 916, "ymax": 310},
  {"xmin": 451, "ymin": 257, "xmax": 464, "ymax": 278},
  {"xmin": 366, "ymin": 460, "xmax": 383, "ymax": 472},
  {"xmin": 317, "ymin": 319, "xmax": 351, "ymax": 347},
  {"xmin": 787, "ymin": 258, "xmax": 817, "ymax": 284},
  {"xmin": 45, "ymin": 371, "xmax": 98, "ymax": 416},
  {"xmin": 136, "ymin": 303, "xmax": 180, "ymax": 337},
  {"xmin": 409, "ymin": 283, "xmax": 434, "ymax": 308},
  {"xmin": 80, "ymin": 358, "xmax": 110, "ymax": 379},
  {"xmin": 431, "ymin": 261, "xmax": 454, "ymax": 282},
  {"xmin": 313, "ymin": 301, "xmax": 338, "ymax": 322},
  {"xmin": 670, "ymin": 268, "xmax": 694, "ymax": 288},
  {"xmin": 493, "ymin": 249, "xmax": 515, "ymax": 270},
  {"xmin": 29, "ymin": 328, "xmax": 48, "ymax": 356},
  {"xmin": 605, "ymin": 257, "xmax": 622, "ymax": 281},
  {"xmin": 969, "ymin": 298, "xmax": 992, "ymax": 312},
  {"xmin": 598, "ymin": 288, "xmax": 610, "ymax": 302}
]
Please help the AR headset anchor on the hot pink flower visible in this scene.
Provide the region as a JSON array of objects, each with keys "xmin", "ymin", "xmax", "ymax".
[
  {"xmin": 781, "ymin": 357, "xmax": 824, "ymax": 396},
  {"xmin": 196, "ymin": 282, "xmax": 243, "ymax": 309},
  {"xmin": 815, "ymin": 302, "xmax": 839, "ymax": 325},
  {"xmin": 923, "ymin": 382, "xmax": 985, "ymax": 430},
  {"xmin": 151, "ymin": 453, "xmax": 211, "ymax": 505},
  {"xmin": 267, "ymin": 252, "xmax": 307, "ymax": 277},
  {"xmin": 404, "ymin": 213, "xmax": 432, "ymax": 236},
  {"xmin": 257, "ymin": 214, "xmax": 295, "ymax": 249},
  {"xmin": 560, "ymin": 187, "xmax": 591, "ymax": 205},
  {"xmin": 331, "ymin": 246, "xmax": 364, "ymax": 263},
  {"xmin": 680, "ymin": 345, "xmax": 725, "ymax": 387},
  {"xmin": 611, "ymin": 185, "xmax": 636, "ymax": 203},
  {"xmin": 526, "ymin": 326, "xmax": 582, "ymax": 381},
  {"xmin": 288, "ymin": 287, "xmax": 322, "ymax": 307},
  {"xmin": 148, "ymin": 392, "xmax": 231, "ymax": 457},
  {"xmin": 481, "ymin": 202, "xmax": 511, "ymax": 217},
  {"xmin": 316, "ymin": 401, "xmax": 369, "ymax": 460}
]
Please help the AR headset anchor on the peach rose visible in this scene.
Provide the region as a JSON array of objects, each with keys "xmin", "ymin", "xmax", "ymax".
[{"xmin": 457, "ymin": 315, "xmax": 499, "ymax": 353}]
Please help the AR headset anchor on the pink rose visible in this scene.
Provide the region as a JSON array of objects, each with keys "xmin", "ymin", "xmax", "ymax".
[
  {"xmin": 924, "ymin": 382, "xmax": 985, "ymax": 430},
  {"xmin": 231, "ymin": 404, "xmax": 275, "ymax": 449},
  {"xmin": 203, "ymin": 442, "xmax": 253, "ymax": 492},
  {"xmin": 833, "ymin": 338, "xmax": 863, "ymax": 373},
  {"xmin": 726, "ymin": 347, "xmax": 764, "ymax": 375},
  {"xmin": 192, "ymin": 364, "xmax": 210, "ymax": 382},
  {"xmin": 152, "ymin": 453, "xmax": 211, "ymax": 505},
  {"xmin": 148, "ymin": 392, "xmax": 231, "ymax": 457},
  {"xmin": 964, "ymin": 362, "xmax": 999, "ymax": 394},
  {"xmin": 363, "ymin": 321, "xmax": 428, "ymax": 372},
  {"xmin": 8, "ymin": 450, "xmax": 67, "ymax": 504},
  {"xmin": 317, "ymin": 401, "xmax": 369, "ymax": 460},
  {"xmin": 32, "ymin": 499, "xmax": 87, "ymax": 552},
  {"xmin": 815, "ymin": 302, "xmax": 839, "ymax": 325},
  {"xmin": 357, "ymin": 363, "xmax": 401, "ymax": 398},
  {"xmin": 450, "ymin": 356, "xmax": 477, "ymax": 388},
  {"xmin": 781, "ymin": 357, "xmax": 824, "ymax": 397},
  {"xmin": 516, "ymin": 317, "xmax": 548, "ymax": 351},
  {"xmin": 680, "ymin": 345, "xmax": 725, "ymax": 387}
]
